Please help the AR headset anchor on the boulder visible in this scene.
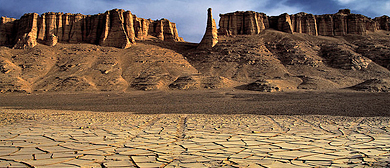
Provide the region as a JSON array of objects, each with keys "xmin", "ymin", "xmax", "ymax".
[{"xmin": 46, "ymin": 34, "xmax": 58, "ymax": 46}]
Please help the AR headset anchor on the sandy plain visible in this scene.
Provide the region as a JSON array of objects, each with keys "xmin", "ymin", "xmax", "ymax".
[{"xmin": 0, "ymin": 89, "xmax": 389, "ymax": 167}]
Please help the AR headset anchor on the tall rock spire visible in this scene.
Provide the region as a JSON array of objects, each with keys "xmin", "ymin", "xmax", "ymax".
[{"xmin": 198, "ymin": 8, "xmax": 218, "ymax": 49}]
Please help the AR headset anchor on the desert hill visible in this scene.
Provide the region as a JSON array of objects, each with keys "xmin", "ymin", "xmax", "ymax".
[
  {"xmin": 0, "ymin": 9, "xmax": 390, "ymax": 93},
  {"xmin": 185, "ymin": 29, "xmax": 390, "ymax": 91}
]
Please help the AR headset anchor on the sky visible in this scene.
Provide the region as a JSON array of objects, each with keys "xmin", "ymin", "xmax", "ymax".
[{"xmin": 1, "ymin": 0, "xmax": 389, "ymax": 43}]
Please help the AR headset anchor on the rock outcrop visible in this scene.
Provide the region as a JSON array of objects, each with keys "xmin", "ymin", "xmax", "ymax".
[
  {"xmin": 0, "ymin": 9, "xmax": 183, "ymax": 49},
  {"xmin": 169, "ymin": 75, "xmax": 235, "ymax": 90},
  {"xmin": 349, "ymin": 79, "xmax": 390, "ymax": 92},
  {"xmin": 13, "ymin": 13, "xmax": 39, "ymax": 49},
  {"xmin": 46, "ymin": 34, "xmax": 58, "ymax": 46},
  {"xmin": 0, "ymin": 17, "xmax": 16, "ymax": 46},
  {"xmin": 374, "ymin": 15, "xmax": 390, "ymax": 31},
  {"xmin": 321, "ymin": 44, "xmax": 372, "ymax": 70},
  {"xmin": 219, "ymin": 11, "xmax": 269, "ymax": 36},
  {"xmin": 198, "ymin": 8, "xmax": 218, "ymax": 49},
  {"xmin": 219, "ymin": 9, "xmax": 390, "ymax": 37},
  {"xmin": 245, "ymin": 79, "xmax": 300, "ymax": 92}
]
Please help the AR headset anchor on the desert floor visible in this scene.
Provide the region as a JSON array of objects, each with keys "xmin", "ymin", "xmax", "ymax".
[{"xmin": 0, "ymin": 89, "xmax": 389, "ymax": 167}]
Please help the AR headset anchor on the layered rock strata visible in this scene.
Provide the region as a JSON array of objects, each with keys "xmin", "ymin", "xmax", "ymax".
[
  {"xmin": 219, "ymin": 9, "xmax": 390, "ymax": 36},
  {"xmin": 198, "ymin": 8, "xmax": 218, "ymax": 49},
  {"xmin": 218, "ymin": 11, "xmax": 269, "ymax": 36},
  {"xmin": 0, "ymin": 9, "xmax": 182, "ymax": 49}
]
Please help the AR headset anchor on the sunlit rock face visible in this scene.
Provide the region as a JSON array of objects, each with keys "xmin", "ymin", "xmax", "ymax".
[{"xmin": 0, "ymin": 9, "xmax": 183, "ymax": 49}]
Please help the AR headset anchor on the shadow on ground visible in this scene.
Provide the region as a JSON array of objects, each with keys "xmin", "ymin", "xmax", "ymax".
[{"xmin": 1, "ymin": 90, "xmax": 389, "ymax": 117}]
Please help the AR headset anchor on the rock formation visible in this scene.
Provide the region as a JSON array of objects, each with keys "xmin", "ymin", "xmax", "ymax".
[
  {"xmin": 0, "ymin": 9, "xmax": 183, "ymax": 49},
  {"xmin": 374, "ymin": 15, "xmax": 390, "ymax": 31},
  {"xmin": 290, "ymin": 13, "xmax": 318, "ymax": 36},
  {"xmin": 198, "ymin": 8, "xmax": 218, "ymax": 49},
  {"xmin": 13, "ymin": 13, "xmax": 39, "ymax": 49},
  {"xmin": 46, "ymin": 34, "xmax": 58, "ymax": 46},
  {"xmin": 99, "ymin": 9, "xmax": 132, "ymax": 49},
  {"xmin": 219, "ymin": 11, "xmax": 269, "ymax": 36},
  {"xmin": 349, "ymin": 79, "xmax": 390, "ymax": 92},
  {"xmin": 0, "ymin": 17, "xmax": 16, "ymax": 46},
  {"xmin": 219, "ymin": 9, "xmax": 390, "ymax": 37}
]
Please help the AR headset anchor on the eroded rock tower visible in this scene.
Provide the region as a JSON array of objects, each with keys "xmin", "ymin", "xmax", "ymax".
[{"xmin": 198, "ymin": 8, "xmax": 218, "ymax": 49}]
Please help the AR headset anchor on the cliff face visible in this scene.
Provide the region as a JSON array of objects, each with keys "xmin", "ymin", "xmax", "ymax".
[
  {"xmin": 0, "ymin": 17, "xmax": 16, "ymax": 46},
  {"xmin": 219, "ymin": 9, "xmax": 390, "ymax": 37},
  {"xmin": 219, "ymin": 11, "xmax": 269, "ymax": 36},
  {"xmin": 375, "ymin": 15, "xmax": 390, "ymax": 31},
  {"xmin": 0, "ymin": 9, "xmax": 183, "ymax": 49}
]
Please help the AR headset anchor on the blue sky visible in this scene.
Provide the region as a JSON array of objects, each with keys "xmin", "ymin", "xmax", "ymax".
[{"xmin": 1, "ymin": 0, "xmax": 389, "ymax": 42}]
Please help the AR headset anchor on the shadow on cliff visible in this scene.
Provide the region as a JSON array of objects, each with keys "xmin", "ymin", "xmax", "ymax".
[{"xmin": 138, "ymin": 38, "xmax": 198, "ymax": 55}]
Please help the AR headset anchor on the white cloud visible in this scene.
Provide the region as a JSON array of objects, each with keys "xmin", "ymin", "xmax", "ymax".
[{"xmin": 336, "ymin": 0, "xmax": 357, "ymax": 4}]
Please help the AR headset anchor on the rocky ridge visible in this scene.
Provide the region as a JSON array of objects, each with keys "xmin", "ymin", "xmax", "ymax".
[
  {"xmin": 219, "ymin": 9, "xmax": 390, "ymax": 37},
  {"xmin": 0, "ymin": 9, "xmax": 183, "ymax": 49}
]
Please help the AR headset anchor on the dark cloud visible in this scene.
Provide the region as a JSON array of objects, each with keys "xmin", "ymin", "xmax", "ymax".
[
  {"xmin": 1, "ymin": 0, "xmax": 388, "ymax": 42},
  {"xmin": 284, "ymin": 0, "xmax": 341, "ymax": 14}
]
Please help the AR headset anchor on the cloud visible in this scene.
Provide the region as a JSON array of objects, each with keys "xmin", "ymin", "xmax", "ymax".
[
  {"xmin": 333, "ymin": 0, "xmax": 390, "ymax": 17},
  {"xmin": 336, "ymin": 0, "xmax": 357, "ymax": 4},
  {"xmin": 259, "ymin": 0, "xmax": 302, "ymax": 16}
]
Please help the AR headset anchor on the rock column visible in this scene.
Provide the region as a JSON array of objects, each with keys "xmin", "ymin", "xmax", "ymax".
[{"xmin": 198, "ymin": 8, "xmax": 218, "ymax": 49}]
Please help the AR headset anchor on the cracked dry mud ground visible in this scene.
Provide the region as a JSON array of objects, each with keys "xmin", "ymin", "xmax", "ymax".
[{"xmin": 0, "ymin": 90, "xmax": 390, "ymax": 167}]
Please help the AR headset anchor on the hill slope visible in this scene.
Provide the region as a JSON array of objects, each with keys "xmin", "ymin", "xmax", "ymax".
[
  {"xmin": 0, "ymin": 37, "xmax": 199, "ymax": 93},
  {"xmin": 2, "ymin": 30, "xmax": 389, "ymax": 93},
  {"xmin": 185, "ymin": 30, "xmax": 390, "ymax": 91}
]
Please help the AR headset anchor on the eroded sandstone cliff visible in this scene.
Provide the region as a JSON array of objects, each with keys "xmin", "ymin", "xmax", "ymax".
[
  {"xmin": 219, "ymin": 9, "xmax": 390, "ymax": 36},
  {"xmin": 219, "ymin": 11, "xmax": 269, "ymax": 36},
  {"xmin": 0, "ymin": 9, "xmax": 183, "ymax": 49}
]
